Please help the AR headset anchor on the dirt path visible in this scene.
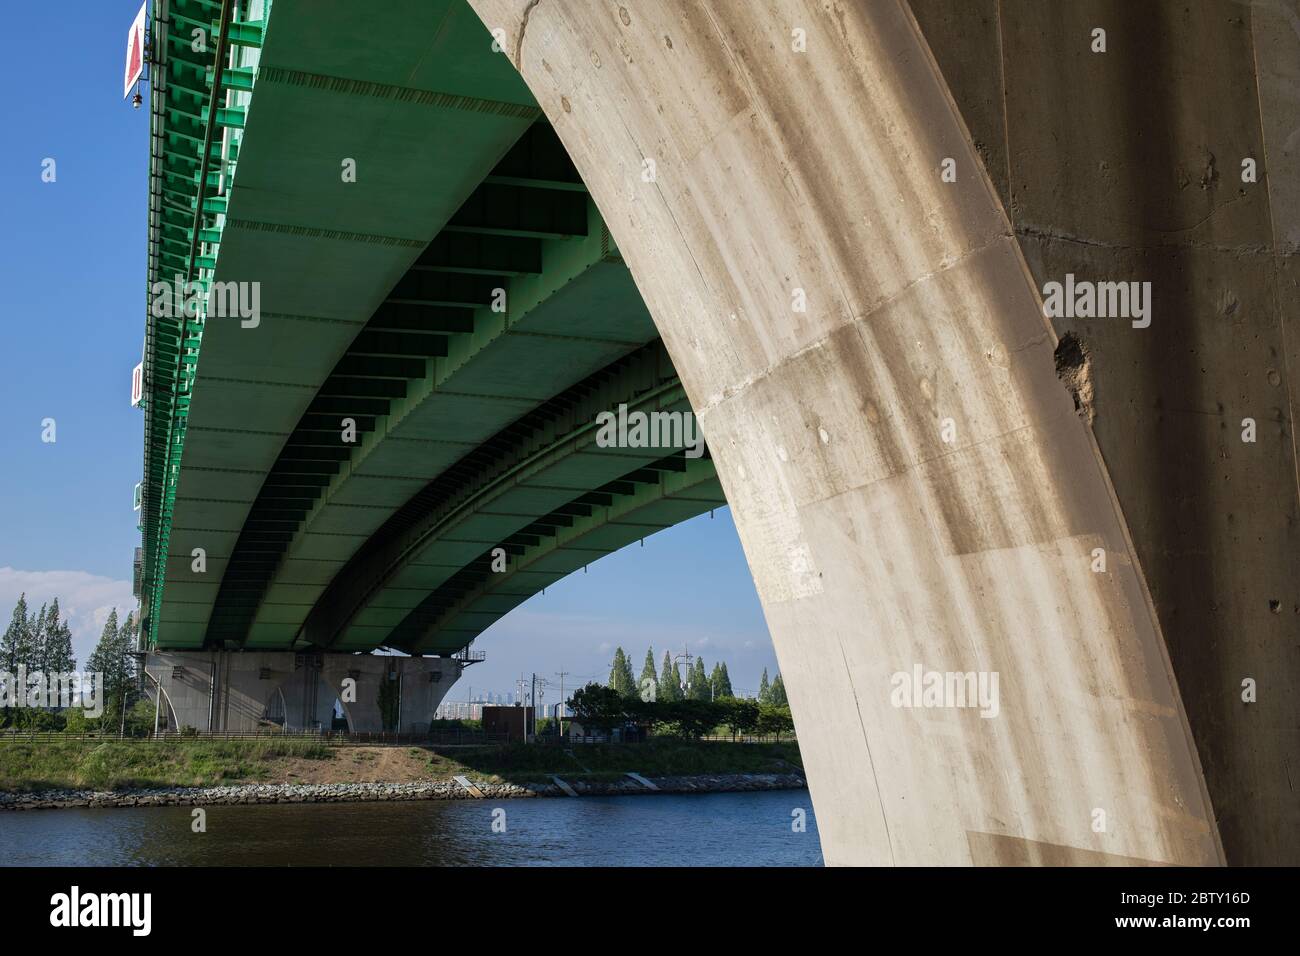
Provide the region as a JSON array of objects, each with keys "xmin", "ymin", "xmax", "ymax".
[{"xmin": 260, "ymin": 747, "xmax": 449, "ymax": 785}]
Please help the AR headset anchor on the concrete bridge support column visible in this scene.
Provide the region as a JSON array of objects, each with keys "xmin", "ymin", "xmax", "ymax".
[
  {"xmin": 472, "ymin": 0, "xmax": 1224, "ymax": 865},
  {"xmin": 909, "ymin": 0, "xmax": 1300, "ymax": 866},
  {"xmin": 143, "ymin": 652, "xmax": 461, "ymax": 734}
]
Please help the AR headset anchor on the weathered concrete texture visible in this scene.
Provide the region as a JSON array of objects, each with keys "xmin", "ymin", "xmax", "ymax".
[
  {"xmin": 470, "ymin": 0, "xmax": 1223, "ymax": 865},
  {"xmin": 143, "ymin": 652, "xmax": 460, "ymax": 733},
  {"xmin": 911, "ymin": 0, "xmax": 1300, "ymax": 864}
]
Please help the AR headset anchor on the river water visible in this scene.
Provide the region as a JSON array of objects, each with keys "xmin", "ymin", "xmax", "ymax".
[{"xmin": 1, "ymin": 790, "xmax": 822, "ymax": 866}]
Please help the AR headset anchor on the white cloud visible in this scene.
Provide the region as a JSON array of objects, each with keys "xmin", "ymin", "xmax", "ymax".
[{"xmin": 0, "ymin": 567, "xmax": 137, "ymax": 665}]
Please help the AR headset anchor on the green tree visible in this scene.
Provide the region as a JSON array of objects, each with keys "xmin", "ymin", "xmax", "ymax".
[
  {"xmin": 720, "ymin": 697, "xmax": 760, "ymax": 740},
  {"xmin": 29, "ymin": 602, "xmax": 48, "ymax": 673},
  {"xmin": 125, "ymin": 696, "xmax": 158, "ymax": 737},
  {"xmin": 571, "ymin": 682, "xmax": 627, "ymax": 732},
  {"xmin": 87, "ymin": 609, "xmax": 136, "ymax": 729},
  {"xmin": 758, "ymin": 667, "xmax": 771, "ymax": 704},
  {"xmin": 639, "ymin": 648, "xmax": 657, "ymax": 698},
  {"xmin": 118, "ymin": 611, "xmax": 140, "ymax": 656},
  {"xmin": 42, "ymin": 600, "xmax": 75, "ymax": 673},
  {"xmin": 711, "ymin": 661, "xmax": 734, "ymax": 699},
  {"xmin": 660, "ymin": 699, "xmax": 720, "ymax": 739},
  {"xmin": 757, "ymin": 703, "xmax": 795, "ymax": 740},
  {"xmin": 688, "ymin": 657, "xmax": 710, "ymax": 701},
  {"xmin": 658, "ymin": 651, "xmax": 681, "ymax": 702},
  {"xmin": 1, "ymin": 594, "xmax": 31, "ymax": 673},
  {"xmin": 769, "ymin": 673, "xmax": 789, "ymax": 706},
  {"xmin": 608, "ymin": 647, "xmax": 637, "ymax": 698}
]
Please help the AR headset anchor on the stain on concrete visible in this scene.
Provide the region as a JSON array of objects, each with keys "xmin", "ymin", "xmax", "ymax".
[{"xmin": 966, "ymin": 830, "xmax": 1171, "ymax": 866}]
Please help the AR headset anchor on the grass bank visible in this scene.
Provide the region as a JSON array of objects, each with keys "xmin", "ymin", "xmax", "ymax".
[
  {"xmin": 0, "ymin": 739, "xmax": 332, "ymax": 791},
  {"xmin": 0, "ymin": 739, "xmax": 802, "ymax": 792},
  {"xmin": 449, "ymin": 740, "xmax": 803, "ymax": 784}
]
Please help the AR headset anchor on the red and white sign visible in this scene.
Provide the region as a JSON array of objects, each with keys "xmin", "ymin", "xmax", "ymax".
[
  {"xmin": 131, "ymin": 361, "xmax": 144, "ymax": 407},
  {"xmin": 123, "ymin": 2, "xmax": 147, "ymax": 99}
]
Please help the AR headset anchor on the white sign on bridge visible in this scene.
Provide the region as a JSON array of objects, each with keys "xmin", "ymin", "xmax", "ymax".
[{"xmin": 123, "ymin": 2, "xmax": 147, "ymax": 99}]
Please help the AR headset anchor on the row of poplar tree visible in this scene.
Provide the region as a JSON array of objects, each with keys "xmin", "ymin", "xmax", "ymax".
[
  {"xmin": 1, "ymin": 594, "xmax": 144, "ymax": 729},
  {"xmin": 606, "ymin": 646, "xmax": 788, "ymax": 705},
  {"xmin": 1, "ymin": 594, "xmax": 78, "ymax": 675}
]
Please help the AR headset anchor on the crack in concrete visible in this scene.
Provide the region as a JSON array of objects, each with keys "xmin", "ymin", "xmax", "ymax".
[
  {"xmin": 1016, "ymin": 222, "xmax": 1273, "ymax": 257},
  {"xmin": 513, "ymin": 0, "xmax": 542, "ymax": 69},
  {"xmin": 699, "ymin": 228, "xmax": 1014, "ymax": 415}
]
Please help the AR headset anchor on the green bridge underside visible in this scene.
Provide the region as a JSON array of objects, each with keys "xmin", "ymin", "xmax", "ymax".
[{"xmin": 141, "ymin": 0, "xmax": 724, "ymax": 655}]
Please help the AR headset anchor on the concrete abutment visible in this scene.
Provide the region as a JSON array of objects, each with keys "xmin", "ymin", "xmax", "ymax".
[{"xmin": 143, "ymin": 652, "xmax": 462, "ymax": 734}]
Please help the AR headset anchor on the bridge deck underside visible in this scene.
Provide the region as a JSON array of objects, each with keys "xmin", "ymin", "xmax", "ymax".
[{"xmin": 150, "ymin": 0, "xmax": 719, "ymax": 656}]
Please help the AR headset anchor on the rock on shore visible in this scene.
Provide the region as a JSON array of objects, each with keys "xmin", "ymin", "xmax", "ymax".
[{"xmin": 0, "ymin": 772, "xmax": 806, "ymax": 811}]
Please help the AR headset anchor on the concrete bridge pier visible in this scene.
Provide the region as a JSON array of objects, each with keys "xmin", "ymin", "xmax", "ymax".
[
  {"xmin": 471, "ymin": 0, "xmax": 1232, "ymax": 865},
  {"xmin": 142, "ymin": 652, "xmax": 462, "ymax": 734}
]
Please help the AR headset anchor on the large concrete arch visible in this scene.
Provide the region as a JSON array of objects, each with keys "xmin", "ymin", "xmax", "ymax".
[{"xmin": 469, "ymin": 0, "xmax": 1229, "ymax": 865}]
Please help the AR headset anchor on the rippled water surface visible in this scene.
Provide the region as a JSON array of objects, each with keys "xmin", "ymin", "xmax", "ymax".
[{"xmin": 1, "ymin": 789, "xmax": 822, "ymax": 866}]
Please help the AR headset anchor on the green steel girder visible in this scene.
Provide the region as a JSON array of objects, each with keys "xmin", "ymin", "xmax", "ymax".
[
  {"xmin": 147, "ymin": 1, "xmax": 724, "ymax": 659},
  {"xmin": 367, "ymin": 304, "xmax": 475, "ymax": 334},
  {"xmin": 349, "ymin": 331, "xmax": 450, "ymax": 358},
  {"xmin": 211, "ymin": 66, "xmax": 256, "ymax": 91},
  {"xmin": 200, "ymin": 116, "xmax": 645, "ymax": 651},
  {"xmin": 392, "ymin": 453, "xmax": 724, "ymax": 655},
  {"xmin": 140, "ymin": 0, "xmax": 267, "ymax": 649},
  {"xmin": 156, "ymin": 0, "xmax": 544, "ymax": 649},
  {"xmin": 412, "ymin": 232, "xmax": 542, "ymax": 276},
  {"xmin": 483, "ymin": 122, "xmax": 588, "ymax": 192},
  {"xmin": 333, "ymin": 355, "xmax": 429, "ymax": 380},
  {"xmin": 387, "ymin": 270, "xmax": 507, "ymax": 310},
  {"xmin": 224, "ymin": 20, "xmax": 264, "ymax": 47},
  {"xmin": 296, "ymin": 340, "xmax": 689, "ymax": 651},
  {"xmin": 445, "ymin": 182, "xmax": 589, "ymax": 239}
]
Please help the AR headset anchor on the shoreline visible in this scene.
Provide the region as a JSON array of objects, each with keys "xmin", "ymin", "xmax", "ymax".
[{"xmin": 0, "ymin": 772, "xmax": 807, "ymax": 811}]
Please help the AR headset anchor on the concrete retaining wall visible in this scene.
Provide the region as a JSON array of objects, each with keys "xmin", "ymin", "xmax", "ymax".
[{"xmin": 143, "ymin": 652, "xmax": 461, "ymax": 734}]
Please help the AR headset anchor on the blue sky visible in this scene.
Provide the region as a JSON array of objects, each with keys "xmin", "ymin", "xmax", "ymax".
[{"xmin": 0, "ymin": 1, "xmax": 778, "ymax": 696}]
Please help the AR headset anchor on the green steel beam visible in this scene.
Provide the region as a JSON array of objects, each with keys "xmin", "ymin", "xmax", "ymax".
[
  {"xmin": 141, "ymin": 0, "xmax": 261, "ymax": 649},
  {"xmin": 296, "ymin": 343, "xmax": 686, "ymax": 651},
  {"xmin": 149, "ymin": 0, "xmax": 713, "ymax": 657},
  {"xmin": 395, "ymin": 454, "xmax": 723, "ymax": 655}
]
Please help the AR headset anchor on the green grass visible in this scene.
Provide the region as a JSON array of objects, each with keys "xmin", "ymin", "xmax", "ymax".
[
  {"xmin": 0, "ymin": 738, "xmax": 802, "ymax": 792},
  {"xmin": 436, "ymin": 740, "xmax": 803, "ymax": 784},
  {"xmin": 0, "ymin": 739, "xmax": 331, "ymax": 792}
]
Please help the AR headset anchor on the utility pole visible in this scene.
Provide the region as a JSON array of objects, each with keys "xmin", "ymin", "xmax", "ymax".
[
  {"xmin": 673, "ymin": 648, "xmax": 694, "ymax": 698},
  {"xmin": 555, "ymin": 670, "xmax": 569, "ymax": 739},
  {"xmin": 530, "ymin": 672, "xmax": 537, "ymax": 739}
]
